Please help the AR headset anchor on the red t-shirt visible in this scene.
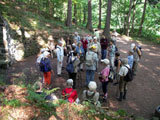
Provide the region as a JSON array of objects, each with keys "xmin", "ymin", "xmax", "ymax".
[
  {"xmin": 81, "ymin": 40, "xmax": 88, "ymax": 49},
  {"xmin": 62, "ymin": 88, "xmax": 78, "ymax": 103}
]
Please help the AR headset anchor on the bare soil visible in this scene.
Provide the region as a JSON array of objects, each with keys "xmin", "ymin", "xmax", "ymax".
[{"xmin": 7, "ymin": 35, "xmax": 160, "ymax": 119}]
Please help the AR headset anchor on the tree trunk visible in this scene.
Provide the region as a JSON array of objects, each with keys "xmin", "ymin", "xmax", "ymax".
[
  {"xmin": 131, "ymin": 0, "xmax": 137, "ymax": 33},
  {"xmin": 66, "ymin": 0, "xmax": 72, "ymax": 27},
  {"xmin": 73, "ymin": 3, "xmax": 77, "ymax": 24},
  {"xmin": 83, "ymin": 7, "xmax": 86, "ymax": 24},
  {"xmin": 103, "ymin": 0, "xmax": 112, "ymax": 40},
  {"xmin": 86, "ymin": 0, "xmax": 93, "ymax": 32},
  {"xmin": 126, "ymin": 0, "xmax": 133, "ymax": 36},
  {"xmin": 98, "ymin": 0, "xmax": 102, "ymax": 29},
  {"xmin": 138, "ymin": 0, "xmax": 147, "ymax": 35}
]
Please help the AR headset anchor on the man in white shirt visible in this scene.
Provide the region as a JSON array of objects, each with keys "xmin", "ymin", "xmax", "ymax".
[
  {"xmin": 94, "ymin": 29, "xmax": 100, "ymax": 42},
  {"xmin": 118, "ymin": 58, "xmax": 130, "ymax": 101},
  {"xmin": 74, "ymin": 32, "xmax": 81, "ymax": 43},
  {"xmin": 56, "ymin": 40, "xmax": 64, "ymax": 76}
]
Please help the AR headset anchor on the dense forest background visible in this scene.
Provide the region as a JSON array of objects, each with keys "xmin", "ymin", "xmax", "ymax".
[{"xmin": 1, "ymin": 0, "xmax": 160, "ymax": 43}]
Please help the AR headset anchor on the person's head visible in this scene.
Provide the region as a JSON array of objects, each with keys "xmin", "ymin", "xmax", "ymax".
[
  {"xmin": 58, "ymin": 40, "xmax": 63, "ymax": 46},
  {"xmin": 75, "ymin": 32, "xmax": 78, "ymax": 36},
  {"xmin": 77, "ymin": 42, "xmax": 81, "ymax": 47},
  {"xmin": 40, "ymin": 48, "xmax": 46, "ymax": 54},
  {"xmin": 131, "ymin": 43, "xmax": 136, "ymax": 50},
  {"xmin": 43, "ymin": 51, "xmax": 50, "ymax": 58},
  {"xmin": 89, "ymin": 45, "xmax": 97, "ymax": 51},
  {"xmin": 93, "ymin": 37, "xmax": 97, "ymax": 43},
  {"xmin": 115, "ymin": 52, "xmax": 120, "ymax": 59},
  {"xmin": 102, "ymin": 35, "xmax": 105, "ymax": 39},
  {"xmin": 128, "ymin": 50, "xmax": 133, "ymax": 55},
  {"xmin": 73, "ymin": 51, "xmax": 78, "ymax": 56},
  {"xmin": 88, "ymin": 81, "xmax": 97, "ymax": 92},
  {"xmin": 72, "ymin": 43, "xmax": 76, "ymax": 50},
  {"xmin": 101, "ymin": 59, "xmax": 110, "ymax": 66},
  {"xmin": 48, "ymin": 35, "xmax": 54, "ymax": 41},
  {"xmin": 66, "ymin": 79, "xmax": 73, "ymax": 88},
  {"xmin": 109, "ymin": 40, "xmax": 114, "ymax": 45},
  {"xmin": 121, "ymin": 58, "xmax": 128, "ymax": 65}
]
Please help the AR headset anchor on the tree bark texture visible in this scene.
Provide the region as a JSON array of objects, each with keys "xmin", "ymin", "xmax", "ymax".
[
  {"xmin": 103, "ymin": 0, "xmax": 112, "ymax": 40},
  {"xmin": 126, "ymin": 0, "xmax": 133, "ymax": 36},
  {"xmin": 98, "ymin": 0, "xmax": 102, "ymax": 29},
  {"xmin": 138, "ymin": 0, "xmax": 147, "ymax": 35},
  {"xmin": 86, "ymin": 0, "xmax": 93, "ymax": 32},
  {"xmin": 131, "ymin": 0, "xmax": 137, "ymax": 33},
  {"xmin": 83, "ymin": 6, "xmax": 86, "ymax": 24},
  {"xmin": 73, "ymin": 3, "xmax": 77, "ymax": 24},
  {"xmin": 66, "ymin": 0, "xmax": 72, "ymax": 27}
]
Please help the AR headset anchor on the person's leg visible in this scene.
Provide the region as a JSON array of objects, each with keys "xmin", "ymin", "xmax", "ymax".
[
  {"xmin": 110, "ymin": 56, "xmax": 115, "ymax": 68},
  {"xmin": 90, "ymin": 70, "xmax": 95, "ymax": 81},
  {"xmin": 46, "ymin": 71, "xmax": 51, "ymax": 85},
  {"xmin": 72, "ymin": 73, "xmax": 77, "ymax": 89},
  {"xmin": 132, "ymin": 61, "xmax": 138, "ymax": 75},
  {"xmin": 118, "ymin": 78, "xmax": 124, "ymax": 101},
  {"xmin": 123, "ymin": 81, "xmax": 128, "ymax": 99},
  {"xmin": 57, "ymin": 61, "xmax": 60, "ymax": 75},
  {"xmin": 86, "ymin": 70, "xmax": 90, "ymax": 85},
  {"xmin": 101, "ymin": 49, "xmax": 104, "ymax": 59},
  {"xmin": 103, "ymin": 49, "xmax": 107, "ymax": 59}
]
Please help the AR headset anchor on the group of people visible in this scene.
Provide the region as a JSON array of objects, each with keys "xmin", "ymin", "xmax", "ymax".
[{"xmin": 36, "ymin": 30, "xmax": 142, "ymax": 106}]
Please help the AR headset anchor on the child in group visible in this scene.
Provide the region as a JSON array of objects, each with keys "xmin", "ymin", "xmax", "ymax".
[{"xmin": 99, "ymin": 59, "xmax": 110, "ymax": 101}]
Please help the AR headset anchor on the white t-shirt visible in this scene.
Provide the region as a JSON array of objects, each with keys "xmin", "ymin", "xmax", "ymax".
[{"xmin": 119, "ymin": 64, "xmax": 130, "ymax": 77}]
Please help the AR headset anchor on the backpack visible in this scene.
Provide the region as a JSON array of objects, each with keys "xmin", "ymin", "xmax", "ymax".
[
  {"xmin": 66, "ymin": 57, "xmax": 76, "ymax": 73},
  {"xmin": 136, "ymin": 45, "xmax": 142, "ymax": 58},
  {"xmin": 39, "ymin": 58, "xmax": 49, "ymax": 72},
  {"xmin": 123, "ymin": 65, "xmax": 133, "ymax": 82},
  {"xmin": 85, "ymin": 91, "xmax": 96, "ymax": 104},
  {"xmin": 115, "ymin": 46, "xmax": 118, "ymax": 52},
  {"xmin": 85, "ymin": 51, "xmax": 94, "ymax": 66}
]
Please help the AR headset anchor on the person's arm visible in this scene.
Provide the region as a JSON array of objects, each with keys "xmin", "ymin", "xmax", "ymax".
[
  {"xmin": 137, "ymin": 49, "xmax": 141, "ymax": 58},
  {"xmin": 93, "ymin": 92, "xmax": 100, "ymax": 103},
  {"xmin": 116, "ymin": 60, "xmax": 121, "ymax": 72}
]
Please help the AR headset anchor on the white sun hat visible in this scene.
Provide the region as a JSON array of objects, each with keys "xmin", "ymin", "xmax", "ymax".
[
  {"xmin": 88, "ymin": 81, "xmax": 97, "ymax": 91},
  {"xmin": 67, "ymin": 79, "xmax": 73, "ymax": 87},
  {"xmin": 131, "ymin": 43, "xmax": 136, "ymax": 50},
  {"xmin": 101, "ymin": 59, "xmax": 110, "ymax": 65},
  {"xmin": 43, "ymin": 51, "xmax": 50, "ymax": 58}
]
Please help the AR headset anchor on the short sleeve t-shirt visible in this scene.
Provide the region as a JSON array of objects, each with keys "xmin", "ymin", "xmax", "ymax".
[
  {"xmin": 119, "ymin": 64, "xmax": 130, "ymax": 77},
  {"xmin": 101, "ymin": 66, "xmax": 110, "ymax": 82}
]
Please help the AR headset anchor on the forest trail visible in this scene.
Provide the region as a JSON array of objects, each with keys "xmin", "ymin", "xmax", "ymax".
[{"xmin": 7, "ymin": 35, "xmax": 160, "ymax": 119}]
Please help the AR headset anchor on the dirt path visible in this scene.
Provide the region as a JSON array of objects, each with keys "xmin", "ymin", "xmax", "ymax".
[{"xmin": 7, "ymin": 36, "xmax": 160, "ymax": 119}]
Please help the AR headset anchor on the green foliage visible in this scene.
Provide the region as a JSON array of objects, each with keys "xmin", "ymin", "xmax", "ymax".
[
  {"xmin": 117, "ymin": 109, "xmax": 128, "ymax": 117},
  {"xmin": 2, "ymin": 99, "xmax": 27, "ymax": 107},
  {"xmin": 26, "ymin": 85, "xmax": 58, "ymax": 115}
]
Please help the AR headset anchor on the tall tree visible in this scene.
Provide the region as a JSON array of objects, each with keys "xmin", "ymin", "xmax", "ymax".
[
  {"xmin": 98, "ymin": 0, "xmax": 102, "ymax": 29},
  {"xmin": 83, "ymin": 6, "xmax": 87, "ymax": 24},
  {"xmin": 66, "ymin": 0, "xmax": 72, "ymax": 27},
  {"xmin": 138, "ymin": 0, "xmax": 147, "ymax": 35},
  {"xmin": 73, "ymin": 3, "xmax": 77, "ymax": 24},
  {"xmin": 126, "ymin": 0, "xmax": 133, "ymax": 36},
  {"xmin": 131, "ymin": 0, "xmax": 138, "ymax": 33},
  {"xmin": 86, "ymin": 0, "xmax": 93, "ymax": 32},
  {"xmin": 103, "ymin": 0, "xmax": 112, "ymax": 39}
]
